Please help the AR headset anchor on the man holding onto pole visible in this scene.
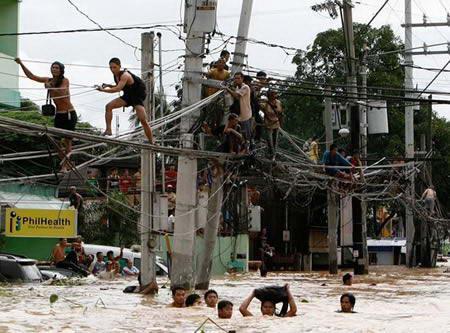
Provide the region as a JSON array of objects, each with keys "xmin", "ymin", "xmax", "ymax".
[
  {"xmin": 15, "ymin": 58, "xmax": 77, "ymax": 172},
  {"xmin": 97, "ymin": 58, "xmax": 154, "ymax": 143}
]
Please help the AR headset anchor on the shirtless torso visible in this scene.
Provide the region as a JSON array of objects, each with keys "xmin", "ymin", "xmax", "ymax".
[
  {"xmin": 52, "ymin": 245, "xmax": 66, "ymax": 264},
  {"xmin": 47, "ymin": 78, "xmax": 75, "ymax": 112}
]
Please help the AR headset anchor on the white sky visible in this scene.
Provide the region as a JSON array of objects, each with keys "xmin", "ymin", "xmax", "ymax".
[{"xmin": 14, "ymin": 0, "xmax": 450, "ymax": 131}]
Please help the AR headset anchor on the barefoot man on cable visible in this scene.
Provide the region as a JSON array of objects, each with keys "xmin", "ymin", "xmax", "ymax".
[{"xmin": 96, "ymin": 58, "xmax": 153, "ymax": 143}]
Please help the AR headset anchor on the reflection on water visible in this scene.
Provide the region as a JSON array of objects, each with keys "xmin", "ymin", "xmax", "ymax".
[{"xmin": 0, "ymin": 265, "xmax": 449, "ymax": 333}]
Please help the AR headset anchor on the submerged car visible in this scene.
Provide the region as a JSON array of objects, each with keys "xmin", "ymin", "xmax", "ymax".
[{"xmin": 0, "ymin": 253, "xmax": 43, "ymax": 282}]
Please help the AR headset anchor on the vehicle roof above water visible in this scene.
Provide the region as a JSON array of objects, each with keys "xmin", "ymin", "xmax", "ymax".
[
  {"xmin": 82, "ymin": 244, "xmax": 141, "ymax": 260},
  {"xmin": 0, "ymin": 253, "xmax": 37, "ymax": 265}
]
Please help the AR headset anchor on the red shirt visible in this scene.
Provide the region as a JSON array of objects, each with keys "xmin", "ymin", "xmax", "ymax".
[
  {"xmin": 165, "ymin": 170, "xmax": 177, "ymax": 188},
  {"xmin": 119, "ymin": 175, "xmax": 131, "ymax": 193}
]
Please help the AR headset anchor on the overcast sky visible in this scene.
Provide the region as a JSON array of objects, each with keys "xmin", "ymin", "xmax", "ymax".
[{"xmin": 14, "ymin": 0, "xmax": 450, "ymax": 131}]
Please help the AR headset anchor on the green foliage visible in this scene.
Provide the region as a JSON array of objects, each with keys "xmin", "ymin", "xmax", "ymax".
[
  {"xmin": 82, "ymin": 191, "xmax": 139, "ymax": 247},
  {"xmin": 284, "ymin": 24, "xmax": 406, "ymax": 157},
  {"xmin": 0, "ymin": 105, "xmax": 97, "ymax": 177},
  {"xmin": 282, "ymin": 23, "xmax": 450, "ymax": 214}
]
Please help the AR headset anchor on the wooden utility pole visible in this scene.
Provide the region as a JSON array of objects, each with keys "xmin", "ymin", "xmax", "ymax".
[
  {"xmin": 324, "ymin": 88, "xmax": 338, "ymax": 274},
  {"xmin": 171, "ymin": 0, "xmax": 208, "ymax": 289},
  {"xmin": 140, "ymin": 31, "xmax": 157, "ymax": 289},
  {"xmin": 342, "ymin": 0, "xmax": 368, "ymax": 275}
]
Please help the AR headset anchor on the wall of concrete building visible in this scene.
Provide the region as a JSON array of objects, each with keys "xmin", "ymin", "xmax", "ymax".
[{"xmin": 0, "ymin": 0, "xmax": 20, "ymax": 108}]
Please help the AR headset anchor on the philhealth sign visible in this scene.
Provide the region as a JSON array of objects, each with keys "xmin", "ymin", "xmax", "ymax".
[{"xmin": 5, "ymin": 208, "xmax": 77, "ymax": 238}]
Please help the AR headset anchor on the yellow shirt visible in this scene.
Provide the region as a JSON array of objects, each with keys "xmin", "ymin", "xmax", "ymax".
[{"xmin": 206, "ymin": 68, "xmax": 230, "ymax": 96}]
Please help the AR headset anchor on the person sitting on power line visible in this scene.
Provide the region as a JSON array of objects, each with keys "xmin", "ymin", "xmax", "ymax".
[
  {"xmin": 322, "ymin": 143, "xmax": 353, "ymax": 180},
  {"xmin": 96, "ymin": 57, "xmax": 153, "ymax": 143},
  {"xmin": 15, "ymin": 58, "xmax": 78, "ymax": 172}
]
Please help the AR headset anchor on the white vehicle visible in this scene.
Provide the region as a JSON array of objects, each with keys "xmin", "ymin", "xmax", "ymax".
[{"xmin": 83, "ymin": 244, "xmax": 168, "ymax": 276}]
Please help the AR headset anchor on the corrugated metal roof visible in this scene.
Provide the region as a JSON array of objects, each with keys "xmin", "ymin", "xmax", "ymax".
[{"xmin": 0, "ymin": 184, "xmax": 69, "ymax": 209}]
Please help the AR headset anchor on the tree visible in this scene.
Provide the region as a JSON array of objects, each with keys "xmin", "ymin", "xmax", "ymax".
[
  {"xmin": 82, "ymin": 191, "xmax": 139, "ymax": 246},
  {"xmin": 282, "ymin": 24, "xmax": 405, "ymax": 157},
  {"xmin": 281, "ymin": 23, "xmax": 450, "ymax": 216}
]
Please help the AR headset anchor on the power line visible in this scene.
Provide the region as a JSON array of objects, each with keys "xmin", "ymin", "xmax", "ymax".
[
  {"xmin": 0, "ymin": 24, "xmax": 182, "ymax": 37},
  {"xmin": 65, "ymin": 0, "xmax": 140, "ymax": 51},
  {"xmin": 364, "ymin": 0, "xmax": 390, "ymax": 27}
]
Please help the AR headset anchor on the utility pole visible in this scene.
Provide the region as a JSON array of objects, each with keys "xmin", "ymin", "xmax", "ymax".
[
  {"xmin": 171, "ymin": 0, "xmax": 210, "ymax": 289},
  {"xmin": 324, "ymin": 88, "xmax": 338, "ymax": 274},
  {"xmin": 231, "ymin": 0, "xmax": 253, "ymax": 74},
  {"xmin": 342, "ymin": 0, "xmax": 367, "ymax": 275},
  {"xmin": 157, "ymin": 32, "xmax": 166, "ymax": 194},
  {"xmin": 195, "ymin": 167, "xmax": 224, "ymax": 289},
  {"xmin": 359, "ymin": 43, "xmax": 369, "ymax": 273},
  {"xmin": 404, "ymin": 0, "xmax": 415, "ymax": 268},
  {"xmin": 140, "ymin": 31, "xmax": 157, "ymax": 290}
]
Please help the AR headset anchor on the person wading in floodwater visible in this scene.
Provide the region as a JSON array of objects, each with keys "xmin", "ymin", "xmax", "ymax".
[
  {"xmin": 15, "ymin": 58, "xmax": 77, "ymax": 172},
  {"xmin": 96, "ymin": 57, "xmax": 154, "ymax": 143}
]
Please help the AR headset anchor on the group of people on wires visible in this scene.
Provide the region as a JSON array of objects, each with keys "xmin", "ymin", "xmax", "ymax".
[
  {"xmin": 15, "ymin": 57, "xmax": 153, "ymax": 172},
  {"xmin": 201, "ymin": 50, "xmax": 284, "ymax": 159},
  {"xmin": 16, "ymin": 50, "xmax": 286, "ymax": 170},
  {"xmin": 302, "ymin": 134, "xmax": 365, "ymax": 183}
]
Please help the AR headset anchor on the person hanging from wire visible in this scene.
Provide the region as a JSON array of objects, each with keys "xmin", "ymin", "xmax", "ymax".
[
  {"xmin": 96, "ymin": 57, "xmax": 153, "ymax": 143},
  {"xmin": 15, "ymin": 58, "xmax": 78, "ymax": 172}
]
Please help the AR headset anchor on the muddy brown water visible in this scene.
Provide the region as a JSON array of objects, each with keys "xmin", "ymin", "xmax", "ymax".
[{"xmin": 0, "ymin": 265, "xmax": 449, "ymax": 333}]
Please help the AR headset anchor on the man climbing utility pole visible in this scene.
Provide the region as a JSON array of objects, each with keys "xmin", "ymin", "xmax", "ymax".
[
  {"xmin": 171, "ymin": 0, "xmax": 217, "ymax": 290},
  {"xmin": 140, "ymin": 31, "xmax": 157, "ymax": 292}
]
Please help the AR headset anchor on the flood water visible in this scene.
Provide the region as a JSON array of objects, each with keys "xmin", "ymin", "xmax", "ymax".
[{"xmin": 1, "ymin": 264, "xmax": 449, "ymax": 333}]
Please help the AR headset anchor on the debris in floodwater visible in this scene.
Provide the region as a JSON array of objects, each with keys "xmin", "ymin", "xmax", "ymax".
[
  {"xmin": 49, "ymin": 294, "xmax": 58, "ymax": 304},
  {"xmin": 301, "ymin": 299, "xmax": 309, "ymax": 303}
]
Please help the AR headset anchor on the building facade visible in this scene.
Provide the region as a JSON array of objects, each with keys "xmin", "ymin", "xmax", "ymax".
[{"xmin": 0, "ymin": 0, "xmax": 20, "ymax": 108}]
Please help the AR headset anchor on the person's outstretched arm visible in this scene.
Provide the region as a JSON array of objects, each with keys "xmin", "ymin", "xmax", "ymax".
[
  {"xmin": 285, "ymin": 284, "xmax": 297, "ymax": 317},
  {"xmin": 239, "ymin": 290, "xmax": 255, "ymax": 317},
  {"xmin": 15, "ymin": 58, "xmax": 49, "ymax": 83},
  {"xmin": 97, "ymin": 72, "xmax": 129, "ymax": 93}
]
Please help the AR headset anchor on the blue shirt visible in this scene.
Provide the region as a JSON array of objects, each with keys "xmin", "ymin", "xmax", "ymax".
[{"xmin": 322, "ymin": 151, "xmax": 351, "ymax": 175}]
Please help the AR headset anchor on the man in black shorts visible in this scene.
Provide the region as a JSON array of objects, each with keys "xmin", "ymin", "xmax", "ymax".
[
  {"xmin": 97, "ymin": 57, "xmax": 153, "ymax": 143},
  {"xmin": 15, "ymin": 58, "xmax": 77, "ymax": 172}
]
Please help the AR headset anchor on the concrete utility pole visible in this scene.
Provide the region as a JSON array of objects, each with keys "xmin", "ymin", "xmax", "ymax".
[
  {"xmin": 404, "ymin": 0, "xmax": 415, "ymax": 268},
  {"xmin": 359, "ymin": 44, "xmax": 369, "ymax": 273},
  {"xmin": 231, "ymin": 0, "xmax": 253, "ymax": 74},
  {"xmin": 342, "ymin": 0, "xmax": 368, "ymax": 275},
  {"xmin": 140, "ymin": 31, "xmax": 157, "ymax": 289},
  {"xmin": 195, "ymin": 168, "xmax": 224, "ymax": 289},
  {"xmin": 157, "ymin": 32, "xmax": 166, "ymax": 194},
  {"xmin": 324, "ymin": 89, "xmax": 338, "ymax": 274},
  {"xmin": 171, "ymin": 0, "xmax": 206, "ymax": 289}
]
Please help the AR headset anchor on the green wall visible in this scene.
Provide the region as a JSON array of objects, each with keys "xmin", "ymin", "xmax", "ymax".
[
  {"xmin": 1, "ymin": 237, "xmax": 57, "ymax": 261},
  {"xmin": 0, "ymin": 0, "xmax": 18, "ymax": 56},
  {"xmin": 157, "ymin": 234, "xmax": 249, "ymax": 276},
  {"xmin": 0, "ymin": 0, "xmax": 20, "ymax": 108}
]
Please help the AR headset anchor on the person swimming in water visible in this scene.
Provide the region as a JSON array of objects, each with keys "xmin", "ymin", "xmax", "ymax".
[
  {"xmin": 97, "ymin": 57, "xmax": 154, "ymax": 143},
  {"xmin": 239, "ymin": 284, "xmax": 297, "ymax": 317},
  {"xmin": 339, "ymin": 293, "xmax": 356, "ymax": 313}
]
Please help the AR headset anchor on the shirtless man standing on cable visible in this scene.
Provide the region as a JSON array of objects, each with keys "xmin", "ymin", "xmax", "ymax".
[
  {"xmin": 96, "ymin": 58, "xmax": 154, "ymax": 143},
  {"xmin": 15, "ymin": 58, "xmax": 77, "ymax": 172}
]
